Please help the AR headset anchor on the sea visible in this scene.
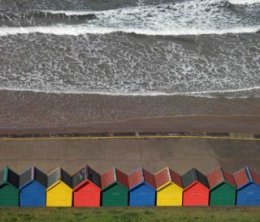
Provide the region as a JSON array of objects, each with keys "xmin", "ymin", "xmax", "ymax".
[{"xmin": 0, "ymin": 0, "xmax": 259, "ymax": 97}]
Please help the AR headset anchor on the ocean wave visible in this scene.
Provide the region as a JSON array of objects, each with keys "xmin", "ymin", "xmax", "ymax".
[
  {"xmin": 228, "ymin": 0, "xmax": 260, "ymax": 5},
  {"xmin": 0, "ymin": 0, "xmax": 259, "ymax": 35},
  {"xmin": 1, "ymin": 85, "xmax": 260, "ymax": 98},
  {"xmin": 0, "ymin": 25, "xmax": 259, "ymax": 36}
]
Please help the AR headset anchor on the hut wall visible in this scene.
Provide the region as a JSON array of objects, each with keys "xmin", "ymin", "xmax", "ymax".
[
  {"xmin": 20, "ymin": 181, "xmax": 46, "ymax": 207},
  {"xmin": 183, "ymin": 183, "xmax": 209, "ymax": 206},
  {"xmin": 0, "ymin": 184, "xmax": 19, "ymax": 206},
  {"xmin": 102, "ymin": 184, "xmax": 128, "ymax": 206},
  {"xmin": 129, "ymin": 183, "xmax": 155, "ymax": 207},
  {"xmin": 236, "ymin": 183, "xmax": 260, "ymax": 206},
  {"xmin": 157, "ymin": 183, "xmax": 183, "ymax": 206},
  {"xmin": 209, "ymin": 183, "xmax": 236, "ymax": 206},
  {"xmin": 47, "ymin": 182, "xmax": 72, "ymax": 207},
  {"xmin": 73, "ymin": 181, "xmax": 101, "ymax": 207}
]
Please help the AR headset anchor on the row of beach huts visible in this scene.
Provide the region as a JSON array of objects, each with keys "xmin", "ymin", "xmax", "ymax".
[{"xmin": 0, "ymin": 166, "xmax": 260, "ymax": 207}]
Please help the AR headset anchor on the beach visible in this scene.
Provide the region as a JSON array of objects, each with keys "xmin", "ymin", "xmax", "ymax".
[{"xmin": 1, "ymin": 90, "xmax": 260, "ymax": 135}]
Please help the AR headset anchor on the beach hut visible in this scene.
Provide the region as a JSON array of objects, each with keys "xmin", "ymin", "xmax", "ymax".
[
  {"xmin": 155, "ymin": 167, "xmax": 183, "ymax": 206},
  {"xmin": 182, "ymin": 168, "xmax": 209, "ymax": 206},
  {"xmin": 46, "ymin": 168, "xmax": 73, "ymax": 207},
  {"xmin": 234, "ymin": 167, "xmax": 260, "ymax": 206},
  {"xmin": 0, "ymin": 166, "xmax": 19, "ymax": 207},
  {"xmin": 73, "ymin": 165, "xmax": 101, "ymax": 207},
  {"xmin": 128, "ymin": 168, "xmax": 156, "ymax": 207},
  {"xmin": 207, "ymin": 167, "xmax": 236, "ymax": 206},
  {"xmin": 101, "ymin": 167, "xmax": 128, "ymax": 206},
  {"xmin": 19, "ymin": 167, "xmax": 47, "ymax": 207}
]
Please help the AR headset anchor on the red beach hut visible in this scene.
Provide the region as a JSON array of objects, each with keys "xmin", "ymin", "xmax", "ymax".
[
  {"xmin": 182, "ymin": 168, "xmax": 210, "ymax": 206},
  {"xmin": 73, "ymin": 165, "xmax": 101, "ymax": 207}
]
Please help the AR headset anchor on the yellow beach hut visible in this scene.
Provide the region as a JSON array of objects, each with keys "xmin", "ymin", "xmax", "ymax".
[
  {"xmin": 155, "ymin": 167, "xmax": 183, "ymax": 206},
  {"xmin": 46, "ymin": 168, "xmax": 73, "ymax": 207}
]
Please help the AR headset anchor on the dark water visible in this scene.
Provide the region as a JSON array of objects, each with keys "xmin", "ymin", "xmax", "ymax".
[{"xmin": 1, "ymin": 0, "xmax": 173, "ymax": 12}]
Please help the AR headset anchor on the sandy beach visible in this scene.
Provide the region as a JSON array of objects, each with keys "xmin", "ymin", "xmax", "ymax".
[{"xmin": 1, "ymin": 90, "xmax": 260, "ymax": 135}]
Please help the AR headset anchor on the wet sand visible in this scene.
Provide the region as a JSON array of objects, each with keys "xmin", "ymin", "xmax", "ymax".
[{"xmin": 1, "ymin": 90, "xmax": 260, "ymax": 135}]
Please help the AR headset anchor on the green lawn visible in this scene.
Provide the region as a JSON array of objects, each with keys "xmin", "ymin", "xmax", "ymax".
[{"xmin": 0, "ymin": 207, "xmax": 260, "ymax": 222}]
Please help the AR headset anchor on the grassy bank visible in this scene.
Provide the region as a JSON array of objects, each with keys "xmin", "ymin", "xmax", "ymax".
[{"xmin": 0, "ymin": 207, "xmax": 260, "ymax": 222}]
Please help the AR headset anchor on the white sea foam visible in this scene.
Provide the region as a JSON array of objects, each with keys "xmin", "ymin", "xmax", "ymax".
[
  {"xmin": 40, "ymin": 10, "xmax": 103, "ymax": 15},
  {"xmin": 228, "ymin": 0, "xmax": 260, "ymax": 5},
  {"xmin": 1, "ymin": 85, "xmax": 260, "ymax": 98},
  {"xmin": 0, "ymin": 24, "xmax": 259, "ymax": 36}
]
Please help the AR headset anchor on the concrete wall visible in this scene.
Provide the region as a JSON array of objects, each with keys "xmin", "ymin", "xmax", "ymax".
[{"xmin": 0, "ymin": 137, "xmax": 259, "ymax": 175}]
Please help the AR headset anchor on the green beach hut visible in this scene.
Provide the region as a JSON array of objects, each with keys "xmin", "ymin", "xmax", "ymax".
[
  {"xmin": 207, "ymin": 167, "xmax": 236, "ymax": 206},
  {"xmin": 101, "ymin": 167, "xmax": 129, "ymax": 206},
  {"xmin": 0, "ymin": 166, "xmax": 20, "ymax": 206}
]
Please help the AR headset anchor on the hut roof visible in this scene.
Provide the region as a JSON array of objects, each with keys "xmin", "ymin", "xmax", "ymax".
[
  {"xmin": 0, "ymin": 166, "xmax": 19, "ymax": 188},
  {"xmin": 207, "ymin": 167, "xmax": 236, "ymax": 189},
  {"xmin": 128, "ymin": 168, "xmax": 156, "ymax": 190},
  {"xmin": 182, "ymin": 168, "xmax": 209, "ymax": 189},
  {"xmin": 154, "ymin": 167, "xmax": 183, "ymax": 190},
  {"xmin": 250, "ymin": 169, "xmax": 260, "ymax": 184},
  {"xmin": 234, "ymin": 167, "xmax": 260, "ymax": 189},
  {"xmin": 101, "ymin": 167, "xmax": 128, "ymax": 190},
  {"xmin": 19, "ymin": 167, "xmax": 47, "ymax": 189},
  {"xmin": 72, "ymin": 165, "xmax": 101, "ymax": 189},
  {"xmin": 47, "ymin": 168, "xmax": 72, "ymax": 188}
]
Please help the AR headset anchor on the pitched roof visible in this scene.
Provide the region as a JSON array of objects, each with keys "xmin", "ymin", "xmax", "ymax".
[
  {"xmin": 101, "ymin": 167, "xmax": 128, "ymax": 190},
  {"xmin": 19, "ymin": 167, "xmax": 47, "ymax": 189},
  {"xmin": 154, "ymin": 167, "xmax": 183, "ymax": 189},
  {"xmin": 0, "ymin": 166, "xmax": 19, "ymax": 188},
  {"xmin": 250, "ymin": 169, "xmax": 260, "ymax": 185},
  {"xmin": 207, "ymin": 167, "xmax": 236, "ymax": 189},
  {"xmin": 234, "ymin": 167, "xmax": 260, "ymax": 189},
  {"xmin": 72, "ymin": 165, "xmax": 101, "ymax": 189},
  {"xmin": 182, "ymin": 168, "xmax": 209, "ymax": 189},
  {"xmin": 47, "ymin": 168, "xmax": 72, "ymax": 188},
  {"xmin": 128, "ymin": 168, "xmax": 156, "ymax": 190}
]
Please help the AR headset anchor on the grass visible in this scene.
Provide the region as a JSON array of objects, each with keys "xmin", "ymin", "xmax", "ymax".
[{"xmin": 0, "ymin": 207, "xmax": 260, "ymax": 222}]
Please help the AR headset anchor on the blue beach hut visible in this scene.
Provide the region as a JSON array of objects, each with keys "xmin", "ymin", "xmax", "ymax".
[
  {"xmin": 19, "ymin": 167, "xmax": 47, "ymax": 207},
  {"xmin": 234, "ymin": 167, "xmax": 260, "ymax": 206},
  {"xmin": 128, "ymin": 168, "xmax": 156, "ymax": 207}
]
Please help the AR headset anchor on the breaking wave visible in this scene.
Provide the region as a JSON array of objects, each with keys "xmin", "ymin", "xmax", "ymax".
[
  {"xmin": 0, "ymin": 25, "xmax": 259, "ymax": 36},
  {"xmin": 228, "ymin": 0, "xmax": 260, "ymax": 5},
  {"xmin": 0, "ymin": 0, "xmax": 259, "ymax": 36}
]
